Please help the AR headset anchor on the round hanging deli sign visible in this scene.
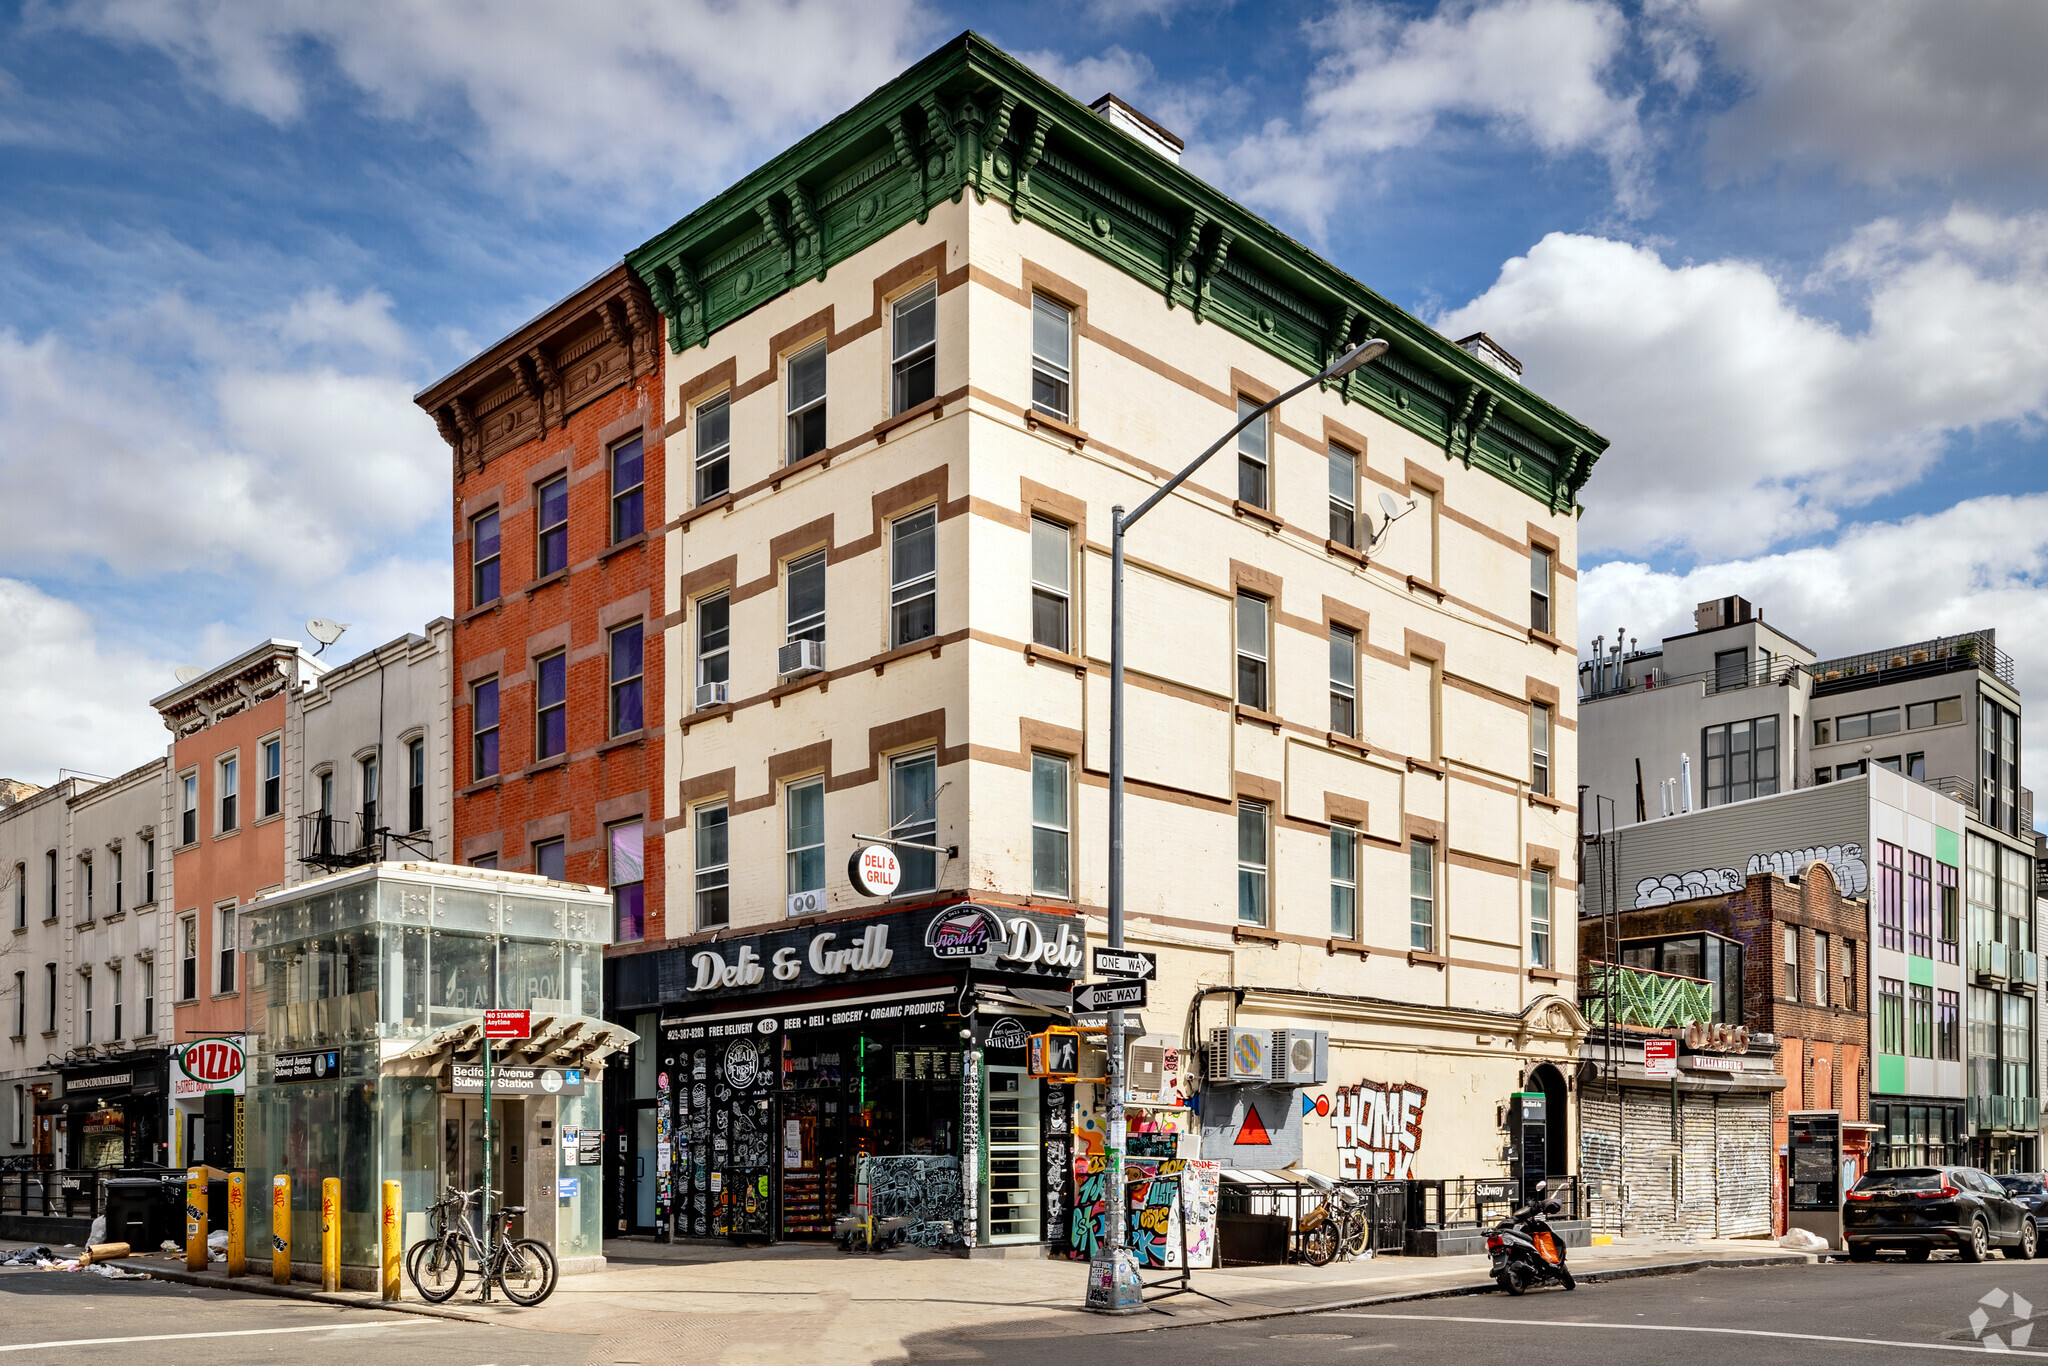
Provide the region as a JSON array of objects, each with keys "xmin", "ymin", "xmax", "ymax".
[{"xmin": 848, "ymin": 844, "xmax": 903, "ymax": 898}]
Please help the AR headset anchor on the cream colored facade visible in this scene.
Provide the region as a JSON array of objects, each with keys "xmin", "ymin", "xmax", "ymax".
[{"xmin": 656, "ymin": 181, "xmax": 1589, "ymax": 1184}]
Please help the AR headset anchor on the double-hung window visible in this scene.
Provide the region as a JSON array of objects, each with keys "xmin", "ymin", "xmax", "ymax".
[
  {"xmin": 694, "ymin": 803, "xmax": 730, "ymax": 930},
  {"xmin": 1329, "ymin": 626, "xmax": 1358, "ymax": 737},
  {"xmin": 80, "ymin": 971, "xmax": 90, "ymax": 1043},
  {"xmin": 1031, "ymin": 753, "xmax": 1071, "ymax": 898},
  {"xmin": 359, "ymin": 754, "xmax": 379, "ymax": 836},
  {"xmin": 786, "ymin": 550, "xmax": 826, "ymax": 647},
  {"xmin": 43, "ymin": 850, "xmax": 55, "ymax": 919},
  {"xmin": 1236, "ymin": 397, "xmax": 1269, "ymax": 508},
  {"xmin": 785, "ymin": 779, "xmax": 826, "ymax": 907},
  {"xmin": 142, "ymin": 963, "xmax": 154, "ymax": 1035},
  {"xmin": 1237, "ymin": 801, "xmax": 1268, "ymax": 925},
  {"xmin": 1531, "ymin": 703, "xmax": 1552, "ymax": 797},
  {"xmin": 406, "ymin": 736, "xmax": 426, "ymax": 832},
  {"xmin": 1409, "ymin": 841, "xmax": 1436, "ymax": 951},
  {"xmin": 609, "ymin": 821, "xmax": 645, "ymax": 943},
  {"xmin": 696, "ymin": 592, "xmax": 730, "ymax": 706},
  {"xmin": 535, "ymin": 653, "xmax": 567, "ymax": 760},
  {"xmin": 1814, "ymin": 930, "xmax": 1830, "ymax": 1004},
  {"xmin": 141, "ymin": 837, "xmax": 154, "ymax": 904},
  {"xmin": 218, "ymin": 755, "xmax": 238, "ymax": 834},
  {"xmin": 1030, "ymin": 518, "xmax": 1071, "ymax": 653},
  {"xmin": 1328, "ymin": 445, "xmax": 1358, "ymax": 547},
  {"xmin": 1330, "ymin": 824, "xmax": 1358, "ymax": 940},
  {"xmin": 1031, "ymin": 295, "xmax": 1072, "ymax": 421},
  {"xmin": 12, "ymin": 862, "xmax": 23, "ymax": 929},
  {"xmin": 533, "ymin": 837, "xmax": 565, "ymax": 883},
  {"xmin": 786, "ymin": 343, "xmax": 827, "ymax": 463},
  {"xmin": 471, "ymin": 509, "xmax": 501, "ymax": 605},
  {"xmin": 216, "ymin": 904, "xmax": 236, "ymax": 994},
  {"xmin": 261, "ymin": 737, "xmax": 281, "ymax": 818},
  {"xmin": 1784, "ymin": 925, "xmax": 1801, "ymax": 1001},
  {"xmin": 12, "ymin": 971, "xmax": 22, "ymax": 1037},
  {"xmin": 891, "ymin": 282, "xmax": 937, "ymax": 414},
  {"xmin": 110, "ymin": 964, "xmax": 121, "ymax": 1040},
  {"xmin": 179, "ymin": 916, "xmax": 197, "ymax": 1000},
  {"xmin": 473, "ymin": 679, "xmax": 500, "ymax": 779},
  {"xmin": 180, "ymin": 774, "xmax": 198, "ymax": 845},
  {"xmin": 44, "ymin": 963, "xmax": 55, "ymax": 1033},
  {"xmin": 1530, "ymin": 868, "xmax": 1552, "ymax": 968},
  {"xmin": 1236, "ymin": 592, "xmax": 1269, "ymax": 710},
  {"xmin": 890, "ymin": 507, "xmax": 937, "ymax": 647},
  {"xmin": 78, "ymin": 857, "xmax": 91, "ymax": 922},
  {"xmin": 890, "ymin": 752, "xmax": 939, "ymax": 894},
  {"xmin": 536, "ymin": 474, "xmax": 568, "ymax": 577},
  {"xmin": 611, "ymin": 435, "xmax": 644, "ymax": 542},
  {"xmin": 695, "ymin": 394, "xmax": 731, "ymax": 505},
  {"xmin": 1530, "ymin": 546, "xmax": 1553, "ymax": 634},
  {"xmin": 610, "ymin": 622, "xmax": 645, "ymax": 735}
]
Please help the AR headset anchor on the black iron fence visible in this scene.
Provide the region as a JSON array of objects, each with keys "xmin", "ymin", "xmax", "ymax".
[
  {"xmin": 1406, "ymin": 1175, "xmax": 1582, "ymax": 1231},
  {"xmin": 0, "ymin": 1167, "xmax": 105, "ymax": 1223}
]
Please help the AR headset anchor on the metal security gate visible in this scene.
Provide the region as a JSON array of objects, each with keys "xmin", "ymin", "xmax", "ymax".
[{"xmin": 1365, "ymin": 1181, "xmax": 1407, "ymax": 1253}]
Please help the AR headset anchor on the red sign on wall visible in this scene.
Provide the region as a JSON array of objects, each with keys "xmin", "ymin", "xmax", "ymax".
[
  {"xmin": 483, "ymin": 1010, "xmax": 532, "ymax": 1040},
  {"xmin": 1643, "ymin": 1038, "xmax": 1679, "ymax": 1079}
]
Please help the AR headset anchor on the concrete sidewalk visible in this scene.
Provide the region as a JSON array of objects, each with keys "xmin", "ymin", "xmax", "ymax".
[{"xmin": 7, "ymin": 1232, "xmax": 1815, "ymax": 1365}]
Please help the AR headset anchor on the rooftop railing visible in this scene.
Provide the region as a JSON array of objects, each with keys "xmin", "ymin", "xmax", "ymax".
[
  {"xmin": 1810, "ymin": 629, "xmax": 2015, "ymax": 693},
  {"xmin": 1580, "ymin": 655, "xmax": 1804, "ymax": 703}
]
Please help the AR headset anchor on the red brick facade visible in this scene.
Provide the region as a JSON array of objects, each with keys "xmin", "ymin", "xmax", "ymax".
[{"xmin": 418, "ymin": 266, "xmax": 667, "ymax": 944}]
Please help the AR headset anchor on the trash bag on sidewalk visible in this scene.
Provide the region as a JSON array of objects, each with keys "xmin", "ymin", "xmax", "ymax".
[
  {"xmin": 207, "ymin": 1229, "xmax": 229, "ymax": 1260},
  {"xmin": 1777, "ymin": 1228, "xmax": 1829, "ymax": 1251},
  {"xmin": 87, "ymin": 1216, "xmax": 106, "ymax": 1246},
  {"xmin": 0, "ymin": 1246, "xmax": 55, "ymax": 1266}
]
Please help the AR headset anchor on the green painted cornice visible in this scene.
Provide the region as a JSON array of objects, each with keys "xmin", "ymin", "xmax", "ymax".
[{"xmin": 627, "ymin": 32, "xmax": 1610, "ymax": 513}]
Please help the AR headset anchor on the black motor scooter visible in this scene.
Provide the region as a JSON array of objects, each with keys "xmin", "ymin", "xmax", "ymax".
[{"xmin": 1486, "ymin": 1181, "xmax": 1576, "ymax": 1295}]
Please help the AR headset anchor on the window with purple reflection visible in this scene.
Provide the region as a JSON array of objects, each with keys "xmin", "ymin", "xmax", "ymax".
[
  {"xmin": 610, "ymin": 821, "xmax": 645, "ymax": 943},
  {"xmin": 611, "ymin": 436, "xmax": 644, "ymax": 544},
  {"xmin": 610, "ymin": 622, "xmax": 644, "ymax": 736},
  {"xmin": 535, "ymin": 653, "xmax": 567, "ymax": 760},
  {"xmin": 472, "ymin": 679, "xmax": 499, "ymax": 779},
  {"xmin": 536, "ymin": 475, "xmax": 568, "ymax": 576},
  {"xmin": 471, "ymin": 509, "xmax": 501, "ymax": 605}
]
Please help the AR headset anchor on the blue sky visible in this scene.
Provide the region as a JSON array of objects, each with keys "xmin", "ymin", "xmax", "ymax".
[{"xmin": 4, "ymin": 0, "xmax": 2048, "ymax": 807}]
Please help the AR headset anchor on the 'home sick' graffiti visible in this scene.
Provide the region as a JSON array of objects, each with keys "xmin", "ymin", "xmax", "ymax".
[{"xmin": 1328, "ymin": 1080, "xmax": 1428, "ymax": 1179}]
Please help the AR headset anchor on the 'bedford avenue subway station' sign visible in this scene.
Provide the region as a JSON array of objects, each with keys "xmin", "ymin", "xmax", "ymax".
[{"xmin": 661, "ymin": 903, "xmax": 1083, "ymax": 1003}]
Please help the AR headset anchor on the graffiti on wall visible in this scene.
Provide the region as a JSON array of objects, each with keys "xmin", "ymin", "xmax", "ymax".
[
  {"xmin": 865, "ymin": 1154, "xmax": 963, "ymax": 1246},
  {"xmin": 1328, "ymin": 1080, "xmax": 1428, "ymax": 1179},
  {"xmin": 1070, "ymin": 1152, "xmax": 1110, "ymax": 1258},
  {"xmin": 1126, "ymin": 1158, "xmax": 1219, "ymax": 1268},
  {"xmin": 1633, "ymin": 842, "xmax": 1868, "ymax": 908}
]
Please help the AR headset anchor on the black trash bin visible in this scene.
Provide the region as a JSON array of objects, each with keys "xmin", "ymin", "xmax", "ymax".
[{"xmin": 102, "ymin": 1174, "xmax": 183, "ymax": 1251}]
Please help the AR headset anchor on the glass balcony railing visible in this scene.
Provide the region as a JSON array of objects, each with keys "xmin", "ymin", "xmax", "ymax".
[{"xmin": 1968, "ymin": 1094, "xmax": 2042, "ymax": 1132}]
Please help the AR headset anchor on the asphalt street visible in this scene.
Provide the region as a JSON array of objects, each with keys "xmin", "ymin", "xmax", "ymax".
[
  {"xmin": 0, "ymin": 1268, "xmax": 595, "ymax": 1365},
  {"xmin": 945, "ymin": 1261, "xmax": 2048, "ymax": 1364}
]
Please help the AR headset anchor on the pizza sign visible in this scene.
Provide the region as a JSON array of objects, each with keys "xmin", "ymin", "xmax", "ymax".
[{"xmin": 175, "ymin": 1037, "xmax": 246, "ymax": 1096}]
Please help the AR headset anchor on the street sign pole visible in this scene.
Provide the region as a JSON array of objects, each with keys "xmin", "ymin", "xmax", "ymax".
[{"xmin": 482, "ymin": 1023, "xmax": 492, "ymax": 1299}]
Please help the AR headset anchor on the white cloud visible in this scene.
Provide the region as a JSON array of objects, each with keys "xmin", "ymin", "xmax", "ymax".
[
  {"xmin": 1435, "ymin": 207, "xmax": 2048, "ymax": 559},
  {"xmin": 0, "ymin": 578, "xmax": 173, "ymax": 784},
  {"xmin": 44, "ymin": 0, "xmax": 937, "ymax": 195},
  {"xmin": 1581, "ymin": 494, "xmax": 2048, "ymax": 822},
  {"xmin": 1670, "ymin": 0, "xmax": 2048, "ymax": 186},
  {"xmin": 1219, "ymin": 0, "xmax": 1645, "ymax": 230}
]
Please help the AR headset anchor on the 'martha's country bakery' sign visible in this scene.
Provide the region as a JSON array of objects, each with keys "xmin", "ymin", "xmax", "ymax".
[{"xmin": 663, "ymin": 903, "xmax": 1082, "ymax": 1003}]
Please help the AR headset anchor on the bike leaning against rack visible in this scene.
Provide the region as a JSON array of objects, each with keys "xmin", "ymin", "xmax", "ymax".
[
  {"xmin": 406, "ymin": 1184, "xmax": 558, "ymax": 1306},
  {"xmin": 1295, "ymin": 1170, "xmax": 1372, "ymax": 1266}
]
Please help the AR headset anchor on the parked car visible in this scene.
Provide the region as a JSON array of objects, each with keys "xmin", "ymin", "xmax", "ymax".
[
  {"xmin": 1994, "ymin": 1173, "xmax": 2048, "ymax": 1238},
  {"xmin": 1845, "ymin": 1166, "xmax": 2037, "ymax": 1262}
]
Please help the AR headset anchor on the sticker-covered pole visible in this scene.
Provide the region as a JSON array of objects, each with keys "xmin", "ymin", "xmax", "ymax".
[{"xmin": 271, "ymin": 1173, "xmax": 290, "ymax": 1283}]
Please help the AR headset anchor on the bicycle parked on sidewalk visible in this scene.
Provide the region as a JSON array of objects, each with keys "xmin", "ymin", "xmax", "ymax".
[
  {"xmin": 406, "ymin": 1184, "xmax": 557, "ymax": 1306},
  {"xmin": 1295, "ymin": 1170, "xmax": 1371, "ymax": 1266}
]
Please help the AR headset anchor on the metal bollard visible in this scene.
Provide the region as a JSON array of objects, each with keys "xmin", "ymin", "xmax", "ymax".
[
  {"xmin": 185, "ymin": 1169, "xmax": 207, "ymax": 1272},
  {"xmin": 380, "ymin": 1180, "xmax": 401, "ymax": 1301},
  {"xmin": 226, "ymin": 1172, "xmax": 246, "ymax": 1277},
  {"xmin": 320, "ymin": 1177, "xmax": 340, "ymax": 1292},
  {"xmin": 272, "ymin": 1174, "xmax": 291, "ymax": 1284}
]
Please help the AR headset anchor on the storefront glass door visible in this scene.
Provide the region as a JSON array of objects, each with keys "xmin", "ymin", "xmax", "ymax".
[{"xmin": 982, "ymin": 1065, "xmax": 1040, "ymax": 1243}]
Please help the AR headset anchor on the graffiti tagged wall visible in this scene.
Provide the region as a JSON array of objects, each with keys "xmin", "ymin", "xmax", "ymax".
[
  {"xmin": 1328, "ymin": 1080, "xmax": 1428, "ymax": 1179},
  {"xmin": 1634, "ymin": 842, "xmax": 1868, "ymax": 909}
]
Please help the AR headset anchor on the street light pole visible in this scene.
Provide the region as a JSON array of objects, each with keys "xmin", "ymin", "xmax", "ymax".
[{"xmin": 1087, "ymin": 339, "xmax": 1389, "ymax": 1313}]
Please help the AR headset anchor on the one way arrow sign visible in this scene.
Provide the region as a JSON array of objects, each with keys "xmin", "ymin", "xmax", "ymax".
[
  {"xmin": 1091, "ymin": 948, "xmax": 1157, "ymax": 981},
  {"xmin": 1072, "ymin": 979, "xmax": 1148, "ymax": 1012}
]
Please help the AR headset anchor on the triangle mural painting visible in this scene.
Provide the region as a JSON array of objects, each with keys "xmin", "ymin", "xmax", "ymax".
[{"xmin": 1233, "ymin": 1102, "xmax": 1272, "ymax": 1146}]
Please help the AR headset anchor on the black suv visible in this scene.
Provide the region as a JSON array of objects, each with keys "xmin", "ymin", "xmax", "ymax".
[
  {"xmin": 1845, "ymin": 1166, "xmax": 2038, "ymax": 1262},
  {"xmin": 1994, "ymin": 1173, "xmax": 2048, "ymax": 1239}
]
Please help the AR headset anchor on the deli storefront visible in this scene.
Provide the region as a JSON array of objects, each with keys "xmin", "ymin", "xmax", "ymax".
[{"xmin": 620, "ymin": 902, "xmax": 1083, "ymax": 1249}]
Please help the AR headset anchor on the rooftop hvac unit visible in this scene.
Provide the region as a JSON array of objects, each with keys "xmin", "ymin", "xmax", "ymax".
[
  {"xmin": 1268, "ymin": 1029, "xmax": 1328, "ymax": 1085},
  {"xmin": 1127, "ymin": 1033, "xmax": 1176, "ymax": 1103},
  {"xmin": 777, "ymin": 638, "xmax": 825, "ymax": 679},
  {"xmin": 695, "ymin": 680, "xmax": 730, "ymax": 710},
  {"xmin": 1207, "ymin": 1026, "xmax": 1271, "ymax": 1083}
]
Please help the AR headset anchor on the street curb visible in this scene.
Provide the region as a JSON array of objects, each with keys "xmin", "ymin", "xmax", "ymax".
[
  {"xmin": 132, "ymin": 1264, "xmax": 490, "ymax": 1324},
  {"xmin": 1094, "ymin": 1254, "xmax": 1819, "ymax": 1335}
]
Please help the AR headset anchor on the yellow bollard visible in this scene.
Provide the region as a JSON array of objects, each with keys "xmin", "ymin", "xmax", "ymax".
[
  {"xmin": 320, "ymin": 1177, "xmax": 340, "ymax": 1292},
  {"xmin": 227, "ymin": 1173, "xmax": 246, "ymax": 1277},
  {"xmin": 185, "ymin": 1168, "xmax": 207, "ymax": 1272},
  {"xmin": 272, "ymin": 1174, "xmax": 291, "ymax": 1284},
  {"xmin": 381, "ymin": 1180, "xmax": 401, "ymax": 1301}
]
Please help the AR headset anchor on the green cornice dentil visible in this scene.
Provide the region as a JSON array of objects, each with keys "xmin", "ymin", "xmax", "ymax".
[{"xmin": 626, "ymin": 32, "xmax": 1609, "ymax": 514}]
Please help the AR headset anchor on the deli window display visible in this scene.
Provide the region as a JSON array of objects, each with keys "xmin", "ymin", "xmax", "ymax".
[
  {"xmin": 241, "ymin": 863, "xmax": 632, "ymax": 1284},
  {"xmin": 647, "ymin": 903, "xmax": 1083, "ymax": 1249}
]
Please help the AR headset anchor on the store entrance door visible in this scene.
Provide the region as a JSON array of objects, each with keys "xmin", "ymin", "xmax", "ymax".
[
  {"xmin": 982, "ymin": 1065, "xmax": 1041, "ymax": 1243},
  {"xmin": 441, "ymin": 1096, "xmax": 528, "ymax": 1240}
]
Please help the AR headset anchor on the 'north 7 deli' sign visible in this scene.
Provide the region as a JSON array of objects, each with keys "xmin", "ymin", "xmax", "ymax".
[{"xmin": 660, "ymin": 903, "xmax": 1083, "ymax": 1003}]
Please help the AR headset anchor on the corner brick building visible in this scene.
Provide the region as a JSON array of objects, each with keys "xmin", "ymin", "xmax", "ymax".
[{"xmin": 417, "ymin": 264, "xmax": 667, "ymax": 942}]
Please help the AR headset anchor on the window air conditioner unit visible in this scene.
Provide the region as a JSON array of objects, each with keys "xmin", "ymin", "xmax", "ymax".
[
  {"xmin": 1206, "ymin": 1026, "xmax": 1271, "ymax": 1083},
  {"xmin": 694, "ymin": 681, "xmax": 730, "ymax": 710},
  {"xmin": 1268, "ymin": 1029, "xmax": 1328, "ymax": 1085},
  {"xmin": 1127, "ymin": 1033, "xmax": 1176, "ymax": 1104},
  {"xmin": 778, "ymin": 639, "xmax": 825, "ymax": 679}
]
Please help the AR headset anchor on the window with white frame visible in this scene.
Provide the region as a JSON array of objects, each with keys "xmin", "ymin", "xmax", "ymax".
[
  {"xmin": 1237, "ymin": 801, "xmax": 1268, "ymax": 925},
  {"xmin": 786, "ymin": 341, "xmax": 827, "ymax": 463},
  {"xmin": 1330, "ymin": 626, "xmax": 1358, "ymax": 737},
  {"xmin": 79, "ymin": 970, "xmax": 90, "ymax": 1043},
  {"xmin": 694, "ymin": 802, "xmax": 730, "ymax": 930},
  {"xmin": 1328, "ymin": 445, "xmax": 1358, "ymax": 547},
  {"xmin": 1530, "ymin": 868, "xmax": 1552, "ymax": 967},
  {"xmin": 12, "ymin": 971, "xmax": 23, "ymax": 1038},
  {"xmin": 1031, "ymin": 753, "xmax": 1070, "ymax": 898},
  {"xmin": 891, "ymin": 751, "xmax": 939, "ymax": 894},
  {"xmin": 359, "ymin": 753, "xmax": 379, "ymax": 835},
  {"xmin": 1410, "ymin": 841, "xmax": 1437, "ymax": 952},
  {"xmin": 1236, "ymin": 396, "xmax": 1269, "ymax": 508},
  {"xmin": 890, "ymin": 507, "xmax": 937, "ymax": 647},
  {"xmin": 1031, "ymin": 294, "xmax": 1072, "ymax": 421},
  {"xmin": 110, "ymin": 964, "xmax": 122, "ymax": 1039},
  {"xmin": 261, "ymin": 737, "xmax": 281, "ymax": 818},
  {"xmin": 696, "ymin": 591, "xmax": 730, "ymax": 703},
  {"xmin": 141, "ymin": 837, "xmax": 154, "ymax": 904},
  {"xmin": 179, "ymin": 915, "xmax": 197, "ymax": 1001},
  {"xmin": 1030, "ymin": 517, "xmax": 1071, "ymax": 653},
  {"xmin": 216, "ymin": 904, "xmax": 236, "ymax": 994},
  {"xmin": 141, "ymin": 961, "xmax": 154, "ymax": 1035},
  {"xmin": 407, "ymin": 736, "xmax": 426, "ymax": 832},
  {"xmin": 1531, "ymin": 702, "xmax": 1552, "ymax": 797},
  {"xmin": 111, "ymin": 848, "xmax": 122, "ymax": 914},
  {"xmin": 695, "ymin": 393, "xmax": 731, "ymax": 505},
  {"xmin": 1331, "ymin": 823, "xmax": 1358, "ymax": 940},
  {"xmin": 11, "ymin": 863, "xmax": 22, "ymax": 930},
  {"xmin": 43, "ymin": 850, "xmax": 55, "ymax": 919},
  {"xmin": 218, "ymin": 753, "xmax": 238, "ymax": 834},
  {"xmin": 1530, "ymin": 546, "xmax": 1553, "ymax": 634},
  {"xmin": 891, "ymin": 282, "xmax": 937, "ymax": 414},
  {"xmin": 786, "ymin": 550, "xmax": 826, "ymax": 647},
  {"xmin": 472, "ymin": 680, "xmax": 499, "ymax": 779},
  {"xmin": 78, "ymin": 855, "xmax": 91, "ymax": 922},
  {"xmin": 785, "ymin": 778, "xmax": 826, "ymax": 905},
  {"xmin": 1236, "ymin": 592, "xmax": 1269, "ymax": 710}
]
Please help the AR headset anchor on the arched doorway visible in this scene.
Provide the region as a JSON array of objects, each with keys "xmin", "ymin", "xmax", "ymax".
[{"xmin": 1518, "ymin": 1063, "xmax": 1569, "ymax": 1203}]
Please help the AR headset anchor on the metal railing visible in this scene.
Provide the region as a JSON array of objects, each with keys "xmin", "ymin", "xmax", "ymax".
[
  {"xmin": 1407, "ymin": 1175, "xmax": 1581, "ymax": 1230},
  {"xmin": 1811, "ymin": 629, "xmax": 2015, "ymax": 692},
  {"xmin": 0, "ymin": 1167, "xmax": 105, "ymax": 1223},
  {"xmin": 1580, "ymin": 961, "xmax": 1713, "ymax": 1031},
  {"xmin": 1921, "ymin": 775, "xmax": 1978, "ymax": 814},
  {"xmin": 1581, "ymin": 655, "xmax": 1803, "ymax": 703}
]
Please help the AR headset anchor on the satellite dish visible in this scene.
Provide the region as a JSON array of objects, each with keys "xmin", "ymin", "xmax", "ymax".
[
  {"xmin": 1377, "ymin": 491, "xmax": 1405, "ymax": 521},
  {"xmin": 174, "ymin": 666, "xmax": 201, "ymax": 684},
  {"xmin": 306, "ymin": 619, "xmax": 350, "ymax": 656}
]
